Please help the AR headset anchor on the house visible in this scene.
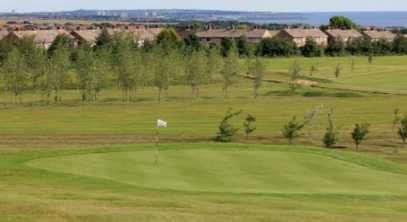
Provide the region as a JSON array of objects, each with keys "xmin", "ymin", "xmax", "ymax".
[
  {"xmin": 195, "ymin": 29, "xmax": 276, "ymax": 44},
  {"xmin": 363, "ymin": 30, "xmax": 396, "ymax": 42},
  {"xmin": 127, "ymin": 28, "xmax": 162, "ymax": 46},
  {"xmin": 71, "ymin": 28, "xmax": 162, "ymax": 47},
  {"xmin": 70, "ymin": 30, "xmax": 102, "ymax": 46},
  {"xmin": 13, "ymin": 30, "xmax": 72, "ymax": 48},
  {"xmin": 325, "ymin": 29, "xmax": 362, "ymax": 42},
  {"xmin": 274, "ymin": 28, "xmax": 328, "ymax": 47},
  {"xmin": 0, "ymin": 30, "xmax": 9, "ymax": 41}
]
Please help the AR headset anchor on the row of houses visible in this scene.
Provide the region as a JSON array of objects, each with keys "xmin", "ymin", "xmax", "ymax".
[
  {"xmin": 196, "ymin": 28, "xmax": 399, "ymax": 47},
  {"xmin": 0, "ymin": 27, "xmax": 162, "ymax": 49}
]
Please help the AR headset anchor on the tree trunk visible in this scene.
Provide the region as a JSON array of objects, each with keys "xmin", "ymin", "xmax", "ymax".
[{"xmin": 158, "ymin": 88, "xmax": 162, "ymax": 102}]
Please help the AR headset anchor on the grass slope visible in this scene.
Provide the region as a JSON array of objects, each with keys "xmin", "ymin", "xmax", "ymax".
[
  {"xmin": 0, "ymin": 143, "xmax": 407, "ymax": 222},
  {"xmin": 27, "ymin": 144, "xmax": 407, "ymax": 195}
]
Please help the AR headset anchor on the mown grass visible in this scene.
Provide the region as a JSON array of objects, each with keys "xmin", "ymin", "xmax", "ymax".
[
  {"xmin": 1, "ymin": 143, "xmax": 407, "ymax": 222},
  {"xmin": 1, "ymin": 56, "xmax": 407, "ymax": 221}
]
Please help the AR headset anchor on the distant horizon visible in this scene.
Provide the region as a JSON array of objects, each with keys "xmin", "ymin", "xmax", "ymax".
[
  {"xmin": 4, "ymin": 8, "xmax": 407, "ymax": 14},
  {"xmin": 2, "ymin": 0, "xmax": 407, "ymax": 13}
]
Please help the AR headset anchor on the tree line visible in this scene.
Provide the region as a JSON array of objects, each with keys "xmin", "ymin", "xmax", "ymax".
[{"xmin": 0, "ymin": 28, "xmax": 266, "ymax": 104}]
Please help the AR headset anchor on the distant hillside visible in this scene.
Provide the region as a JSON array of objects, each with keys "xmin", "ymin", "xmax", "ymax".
[{"xmin": 1, "ymin": 9, "xmax": 407, "ymax": 27}]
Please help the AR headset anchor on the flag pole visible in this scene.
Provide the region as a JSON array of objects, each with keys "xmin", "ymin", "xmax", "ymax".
[{"xmin": 154, "ymin": 127, "xmax": 159, "ymax": 165}]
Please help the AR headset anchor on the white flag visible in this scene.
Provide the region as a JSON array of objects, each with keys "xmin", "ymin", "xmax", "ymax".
[{"xmin": 157, "ymin": 119, "xmax": 168, "ymax": 128}]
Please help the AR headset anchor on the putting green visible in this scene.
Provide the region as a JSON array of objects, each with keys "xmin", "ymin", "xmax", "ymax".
[{"xmin": 27, "ymin": 146, "xmax": 407, "ymax": 195}]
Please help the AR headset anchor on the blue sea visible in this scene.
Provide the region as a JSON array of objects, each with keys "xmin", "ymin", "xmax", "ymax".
[{"xmin": 248, "ymin": 11, "xmax": 407, "ymax": 27}]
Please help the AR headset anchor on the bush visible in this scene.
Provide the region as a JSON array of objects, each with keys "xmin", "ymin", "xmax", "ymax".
[
  {"xmin": 215, "ymin": 109, "xmax": 242, "ymax": 142},
  {"xmin": 323, "ymin": 111, "xmax": 338, "ymax": 148},
  {"xmin": 301, "ymin": 38, "xmax": 323, "ymax": 57},
  {"xmin": 351, "ymin": 123, "xmax": 370, "ymax": 150},
  {"xmin": 257, "ymin": 38, "xmax": 298, "ymax": 57},
  {"xmin": 398, "ymin": 115, "xmax": 407, "ymax": 146},
  {"xmin": 243, "ymin": 114, "xmax": 257, "ymax": 139},
  {"xmin": 282, "ymin": 116, "xmax": 305, "ymax": 144}
]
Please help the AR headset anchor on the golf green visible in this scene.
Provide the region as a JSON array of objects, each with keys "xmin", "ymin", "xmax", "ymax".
[{"xmin": 27, "ymin": 146, "xmax": 407, "ymax": 195}]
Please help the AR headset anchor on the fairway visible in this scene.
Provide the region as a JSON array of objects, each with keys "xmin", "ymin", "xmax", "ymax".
[{"xmin": 28, "ymin": 144, "xmax": 407, "ymax": 195}]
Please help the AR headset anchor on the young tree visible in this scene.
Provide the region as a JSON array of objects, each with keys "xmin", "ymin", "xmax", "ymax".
[
  {"xmin": 310, "ymin": 64, "xmax": 318, "ymax": 76},
  {"xmin": 2, "ymin": 47, "xmax": 29, "ymax": 103},
  {"xmin": 351, "ymin": 123, "xmax": 370, "ymax": 151},
  {"xmin": 216, "ymin": 109, "xmax": 242, "ymax": 142},
  {"xmin": 75, "ymin": 47, "xmax": 105, "ymax": 103},
  {"xmin": 335, "ymin": 63, "xmax": 342, "ymax": 78},
  {"xmin": 323, "ymin": 109, "xmax": 338, "ymax": 148},
  {"xmin": 351, "ymin": 57, "xmax": 355, "ymax": 72},
  {"xmin": 289, "ymin": 60, "xmax": 301, "ymax": 94},
  {"xmin": 49, "ymin": 46, "xmax": 71, "ymax": 102},
  {"xmin": 368, "ymin": 54, "xmax": 373, "ymax": 64},
  {"xmin": 251, "ymin": 57, "xmax": 265, "ymax": 98},
  {"xmin": 392, "ymin": 109, "xmax": 401, "ymax": 153},
  {"xmin": 222, "ymin": 46, "xmax": 239, "ymax": 98},
  {"xmin": 115, "ymin": 38, "xmax": 144, "ymax": 102},
  {"xmin": 243, "ymin": 114, "xmax": 257, "ymax": 139},
  {"xmin": 281, "ymin": 116, "xmax": 305, "ymax": 144},
  {"xmin": 398, "ymin": 114, "xmax": 407, "ymax": 148},
  {"xmin": 185, "ymin": 49, "xmax": 208, "ymax": 98},
  {"xmin": 152, "ymin": 47, "xmax": 183, "ymax": 101},
  {"xmin": 207, "ymin": 47, "xmax": 223, "ymax": 83}
]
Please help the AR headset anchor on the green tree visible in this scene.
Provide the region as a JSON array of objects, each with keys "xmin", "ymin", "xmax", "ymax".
[
  {"xmin": 310, "ymin": 64, "xmax": 319, "ymax": 76},
  {"xmin": 222, "ymin": 46, "xmax": 240, "ymax": 98},
  {"xmin": 49, "ymin": 46, "xmax": 71, "ymax": 102},
  {"xmin": 48, "ymin": 34, "xmax": 75, "ymax": 56},
  {"xmin": 301, "ymin": 38, "xmax": 323, "ymax": 57},
  {"xmin": 329, "ymin": 16, "xmax": 356, "ymax": 29},
  {"xmin": 282, "ymin": 116, "xmax": 305, "ymax": 144},
  {"xmin": 1, "ymin": 47, "xmax": 29, "ymax": 103},
  {"xmin": 95, "ymin": 29, "xmax": 113, "ymax": 49},
  {"xmin": 236, "ymin": 35, "xmax": 253, "ymax": 57},
  {"xmin": 392, "ymin": 109, "xmax": 401, "ymax": 153},
  {"xmin": 185, "ymin": 49, "xmax": 208, "ymax": 98},
  {"xmin": 351, "ymin": 123, "xmax": 370, "ymax": 151},
  {"xmin": 323, "ymin": 109, "xmax": 338, "ymax": 148},
  {"xmin": 289, "ymin": 60, "xmax": 301, "ymax": 94},
  {"xmin": 335, "ymin": 64, "xmax": 342, "ymax": 78},
  {"xmin": 326, "ymin": 38, "xmax": 346, "ymax": 56},
  {"xmin": 156, "ymin": 28, "xmax": 183, "ymax": 49},
  {"xmin": 75, "ymin": 47, "xmax": 106, "ymax": 103},
  {"xmin": 152, "ymin": 47, "xmax": 184, "ymax": 101},
  {"xmin": 115, "ymin": 40, "xmax": 144, "ymax": 102},
  {"xmin": 220, "ymin": 38, "xmax": 236, "ymax": 57},
  {"xmin": 398, "ymin": 115, "xmax": 407, "ymax": 147},
  {"xmin": 393, "ymin": 35, "xmax": 407, "ymax": 54},
  {"xmin": 250, "ymin": 57, "xmax": 265, "ymax": 98},
  {"xmin": 215, "ymin": 109, "xmax": 242, "ymax": 142},
  {"xmin": 207, "ymin": 47, "xmax": 223, "ymax": 82},
  {"xmin": 184, "ymin": 33, "xmax": 201, "ymax": 51},
  {"xmin": 257, "ymin": 38, "xmax": 298, "ymax": 57},
  {"xmin": 243, "ymin": 114, "xmax": 257, "ymax": 139}
]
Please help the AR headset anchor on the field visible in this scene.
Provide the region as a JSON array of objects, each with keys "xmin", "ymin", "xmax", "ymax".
[{"xmin": 1, "ymin": 56, "xmax": 407, "ymax": 221}]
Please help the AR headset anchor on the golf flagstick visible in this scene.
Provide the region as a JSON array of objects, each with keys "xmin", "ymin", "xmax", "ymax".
[{"xmin": 155, "ymin": 119, "xmax": 167, "ymax": 165}]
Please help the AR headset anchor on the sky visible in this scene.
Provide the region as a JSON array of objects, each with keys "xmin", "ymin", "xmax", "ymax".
[{"xmin": 2, "ymin": 0, "xmax": 407, "ymax": 13}]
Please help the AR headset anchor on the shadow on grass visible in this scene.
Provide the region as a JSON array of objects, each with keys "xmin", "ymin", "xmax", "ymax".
[{"xmin": 264, "ymin": 90, "xmax": 363, "ymax": 98}]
